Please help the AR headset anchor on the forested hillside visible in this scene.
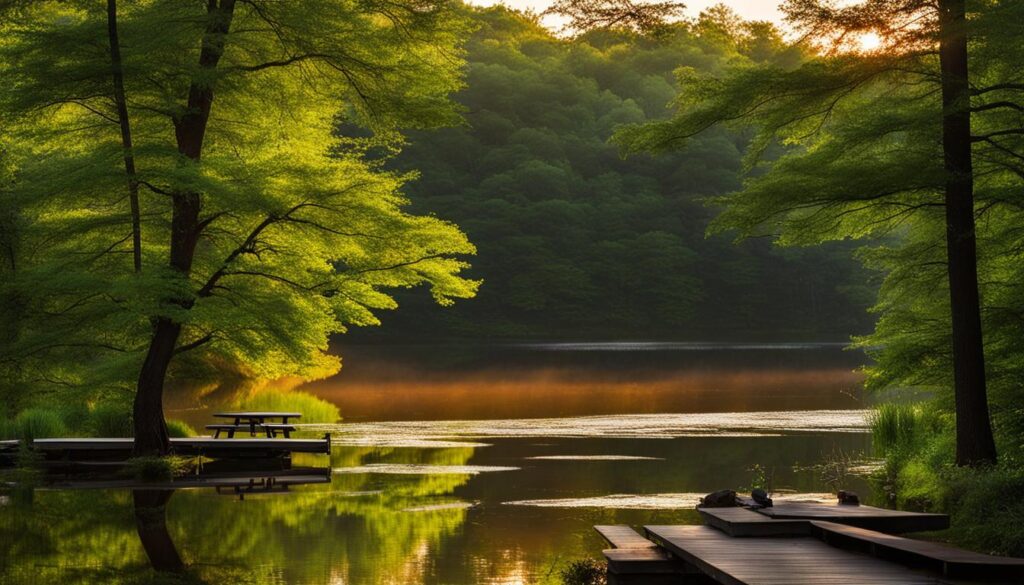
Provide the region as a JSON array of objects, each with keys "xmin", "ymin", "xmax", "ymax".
[{"xmin": 368, "ymin": 7, "xmax": 876, "ymax": 340}]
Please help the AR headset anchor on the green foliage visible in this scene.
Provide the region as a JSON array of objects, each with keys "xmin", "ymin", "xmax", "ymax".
[
  {"xmin": 740, "ymin": 463, "xmax": 772, "ymax": 493},
  {"xmin": 88, "ymin": 402, "xmax": 133, "ymax": 438},
  {"xmin": 1, "ymin": 404, "xmax": 196, "ymax": 439},
  {"xmin": 614, "ymin": 0, "xmax": 1024, "ymax": 459},
  {"xmin": 0, "ymin": 418, "xmax": 14, "ymax": 441},
  {"xmin": 166, "ymin": 420, "xmax": 196, "ymax": 438},
  {"xmin": 559, "ymin": 558, "xmax": 607, "ymax": 585},
  {"xmin": 0, "ymin": 0, "xmax": 479, "ymax": 411},
  {"xmin": 235, "ymin": 389, "xmax": 340, "ymax": 424},
  {"xmin": 874, "ymin": 437, "xmax": 1024, "ymax": 556},
  {"xmin": 940, "ymin": 467, "xmax": 1024, "ymax": 556},
  {"xmin": 867, "ymin": 400, "xmax": 1024, "ymax": 553},
  {"xmin": 372, "ymin": 6, "xmax": 874, "ymax": 340},
  {"xmin": 12, "ymin": 408, "xmax": 66, "ymax": 441},
  {"xmin": 869, "ymin": 403, "xmax": 935, "ymax": 457}
]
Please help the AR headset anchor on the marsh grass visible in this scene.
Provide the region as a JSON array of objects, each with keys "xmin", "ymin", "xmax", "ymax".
[
  {"xmin": 10, "ymin": 408, "xmax": 67, "ymax": 441},
  {"xmin": 870, "ymin": 402, "xmax": 929, "ymax": 455}
]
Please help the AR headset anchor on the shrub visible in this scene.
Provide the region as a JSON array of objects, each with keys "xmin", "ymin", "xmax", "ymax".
[
  {"xmin": 88, "ymin": 402, "xmax": 133, "ymax": 437},
  {"xmin": 166, "ymin": 419, "xmax": 196, "ymax": 438},
  {"xmin": 0, "ymin": 418, "xmax": 15, "ymax": 440},
  {"xmin": 940, "ymin": 466, "xmax": 1024, "ymax": 556},
  {"xmin": 57, "ymin": 401, "xmax": 90, "ymax": 435},
  {"xmin": 14, "ymin": 408, "xmax": 67, "ymax": 440},
  {"xmin": 235, "ymin": 388, "xmax": 340, "ymax": 424},
  {"xmin": 559, "ymin": 559, "xmax": 606, "ymax": 585}
]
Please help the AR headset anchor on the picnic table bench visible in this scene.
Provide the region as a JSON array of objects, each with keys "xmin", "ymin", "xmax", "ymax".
[{"xmin": 207, "ymin": 412, "xmax": 301, "ymax": 438}]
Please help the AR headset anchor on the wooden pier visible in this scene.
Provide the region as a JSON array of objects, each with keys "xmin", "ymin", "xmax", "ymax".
[
  {"xmin": 596, "ymin": 502, "xmax": 1024, "ymax": 584},
  {"xmin": 697, "ymin": 502, "xmax": 948, "ymax": 537}
]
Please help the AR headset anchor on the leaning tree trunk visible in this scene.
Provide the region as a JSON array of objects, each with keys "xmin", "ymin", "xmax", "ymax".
[
  {"xmin": 938, "ymin": 0, "xmax": 997, "ymax": 466},
  {"xmin": 133, "ymin": 0, "xmax": 236, "ymax": 455}
]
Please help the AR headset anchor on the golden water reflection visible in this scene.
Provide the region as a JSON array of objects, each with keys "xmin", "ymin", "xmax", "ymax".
[
  {"xmin": 3, "ymin": 343, "xmax": 873, "ymax": 584},
  {"xmin": 301, "ymin": 344, "xmax": 865, "ymax": 421}
]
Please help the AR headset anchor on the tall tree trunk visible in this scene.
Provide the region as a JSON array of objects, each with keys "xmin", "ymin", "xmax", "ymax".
[
  {"xmin": 133, "ymin": 0, "xmax": 236, "ymax": 455},
  {"xmin": 938, "ymin": 0, "xmax": 997, "ymax": 466},
  {"xmin": 133, "ymin": 489, "xmax": 184, "ymax": 573},
  {"xmin": 106, "ymin": 0, "xmax": 142, "ymax": 273}
]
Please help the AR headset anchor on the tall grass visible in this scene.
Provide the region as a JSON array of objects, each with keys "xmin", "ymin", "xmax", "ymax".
[
  {"xmin": 166, "ymin": 419, "xmax": 196, "ymax": 438},
  {"xmin": 12, "ymin": 408, "xmax": 68, "ymax": 440},
  {"xmin": 0, "ymin": 417, "xmax": 15, "ymax": 440},
  {"xmin": 870, "ymin": 403, "xmax": 930, "ymax": 455},
  {"xmin": 88, "ymin": 402, "xmax": 133, "ymax": 437},
  {"xmin": 235, "ymin": 389, "xmax": 340, "ymax": 424}
]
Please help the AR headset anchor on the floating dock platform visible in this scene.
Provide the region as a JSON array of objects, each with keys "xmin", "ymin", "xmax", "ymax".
[{"xmin": 596, "ymin": 501, "xmax": 1024, "ymax": 584}]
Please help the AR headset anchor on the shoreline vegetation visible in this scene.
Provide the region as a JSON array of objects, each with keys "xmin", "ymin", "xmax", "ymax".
[{"xmin": 0, "ymin": 388, "xmax": 338, "ymax": 443}]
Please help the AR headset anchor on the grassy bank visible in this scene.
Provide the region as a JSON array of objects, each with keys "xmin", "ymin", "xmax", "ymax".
[
  {"xmin": 1, "ymin": 388, "xmax": 339, "ymax": 442},
  {"xmin": 0, "ymin": 404, "xmax": 194, "ymax": 441},
  {"xmin": 870, "ymin": 403, "xmax": 1024, "ymax": 556}
]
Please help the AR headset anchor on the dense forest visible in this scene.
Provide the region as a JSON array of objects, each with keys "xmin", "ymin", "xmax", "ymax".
[{"xmin": 365, "ymin": 6, "xmax": 877, "ymax": 340}]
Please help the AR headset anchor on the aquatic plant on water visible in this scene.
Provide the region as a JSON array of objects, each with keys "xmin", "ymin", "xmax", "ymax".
[{"xmin": 559, "ymin": 558, "xmax": 606, "ymax": 585}]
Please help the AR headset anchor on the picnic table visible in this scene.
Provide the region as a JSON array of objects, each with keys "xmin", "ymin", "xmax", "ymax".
[{"xmin": 208, "ymin": 412, "xmax": 302, "ymax": 439}]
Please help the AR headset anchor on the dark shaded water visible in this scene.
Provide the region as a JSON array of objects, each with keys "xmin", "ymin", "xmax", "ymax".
[{"xmin": 1, "ymin": 343, "xmax": 874, "ymax": 584}]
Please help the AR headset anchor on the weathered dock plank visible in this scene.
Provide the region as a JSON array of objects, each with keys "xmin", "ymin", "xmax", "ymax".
[
  {"xmin": 698, "ymin": 507, "xmax": 810, "ymax": 537},
  {"xmin": 596, "ymin": 525, "xmax": 661, "ymax": 548},
  {"xmin": 811, "ymin": 520, "xmax": 1024, "ymax": 581},
  {"xmin": 755, "ymin": 502, "xmax": 949, "ymax": 533},
  {"xmin": 603, "ymin": 548, "xmax": 680, "ymax": 574},
  {"xmin": 596, "ymin": 525, "xmax": 712, "ymax": 584},
  {"xmin": 645, "ymin": 524, "xmax": 947, "ymax": 585}
]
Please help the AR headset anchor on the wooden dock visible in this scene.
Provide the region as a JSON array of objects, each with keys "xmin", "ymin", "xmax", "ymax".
[
  {"xmin": 0, "ymin": 435, "xmax": 331, "ymax": 463},
  {"xmin": 698, "ymin": 503, "xmax": 948, "ymax": 537},
  {"xmin": 698, "ymin": 507, "xmax": 810, "ymax": 537},
  {"xmin": 756, "ymin": 501, "xmax": 949, "ymax": 533},
  {"xmin": 811, "ymin": 520, "xmax": 1024, "ymax": 580},
  {"xmin": 645, "ymin": 524, "xmax": 946, "ymax": 585},
  {"xmin": 596, "ymin": 501, "xmax": 1023, "ymax": 584}
]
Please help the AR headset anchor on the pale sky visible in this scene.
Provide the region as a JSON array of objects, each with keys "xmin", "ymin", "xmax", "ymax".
[{"xmin": 467, "ymin": 0, "xmax": 786, "ymax": 28}]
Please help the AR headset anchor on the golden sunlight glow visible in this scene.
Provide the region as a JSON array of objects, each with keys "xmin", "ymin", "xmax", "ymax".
[{"xmin": 857, "ymin": 31, "xmax": 883, "ymax": 52}]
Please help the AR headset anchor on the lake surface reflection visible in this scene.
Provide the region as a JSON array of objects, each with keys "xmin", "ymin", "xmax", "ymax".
[{"xmin": 1, "ymin": 343, "xmax": 874, "ymax": 585}]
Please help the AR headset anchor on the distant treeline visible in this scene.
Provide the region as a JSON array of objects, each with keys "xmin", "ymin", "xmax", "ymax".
[{"xmin": 357, "ymin": 7, "xmax": 877, "ymax": 341}]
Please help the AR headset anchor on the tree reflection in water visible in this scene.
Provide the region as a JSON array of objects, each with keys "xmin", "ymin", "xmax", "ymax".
[{"xmin": 132, "ymin": 489, "xmax": 184, "ymax": 573}]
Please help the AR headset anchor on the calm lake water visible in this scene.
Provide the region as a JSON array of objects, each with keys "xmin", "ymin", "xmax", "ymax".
[{"xmin": 1, "ymin": 343, "xmax": 874, "ymax": 585}]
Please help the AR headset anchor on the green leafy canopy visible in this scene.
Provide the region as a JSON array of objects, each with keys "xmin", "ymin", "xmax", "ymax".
[{"xmin": 0, "ymin": 0, "xmax": 480, "ymax": 407}]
